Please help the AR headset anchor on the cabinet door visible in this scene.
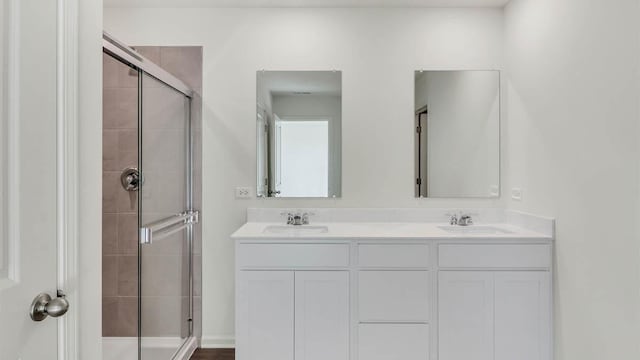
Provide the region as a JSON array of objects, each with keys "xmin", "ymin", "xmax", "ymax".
[
  {"xmin": 438, "ymin": 271, "xmax": 494, "ymax": 360},
  {"xmin": 295, "ymin": 271, "xmax": 350, "ymax": 360},
  {"xmin": 494, "ymin": 272, "xmax": 551, "ymax": 360},
  {"xmin": 237, "ymin": 271, "xmax": 294, "ymax": 360}
]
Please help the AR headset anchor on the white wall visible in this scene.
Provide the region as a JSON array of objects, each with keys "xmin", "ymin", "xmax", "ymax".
[
  {"xmin": 104, "ymin": 7, "xmax": 504, "ymax": 345},
  {"xmin": 415, "ymin": 71, "xmax": 500, "ymax": 197},
  {"xmin": 504, "ymin": 0, "xmax": 640, "ymax": 359}
]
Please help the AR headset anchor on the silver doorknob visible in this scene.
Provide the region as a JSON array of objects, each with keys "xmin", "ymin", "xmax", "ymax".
[{"xmin": 30, "ymin": 291, "xmax": 69, "ymax": 322}]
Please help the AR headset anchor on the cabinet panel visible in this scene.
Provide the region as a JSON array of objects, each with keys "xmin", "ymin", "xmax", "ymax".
[
  {"xmin": 237, "ymin": 271, "xmax": 294, "ymax": 360},
  {"xmin": 358, "ymin": 323, "xmax": 430, "ymax": 360},
  {"xmin": 358, "ymin": 244, "xmax": 430, "ymax": 268},
  {"xmin": 238, "ymin": 243, "xmax": 350, "ymax": 268},
  {"xmin": 295, "ymin": 271, "xmax": 350, "ymax": 360},
  {"xmin": 495, "ymin": 272, "xmax": 551, "ymax": 360},
  {"xmin": 439, "ymin": 244, "xmax": 550, "ymax": 269},
  {"xmin": 359, "ymin": 271, "xmax": 430, "ymax": 321},
  {"xmin": 438, "ymin": 271, "xmax": 494, "ymax": 360}
]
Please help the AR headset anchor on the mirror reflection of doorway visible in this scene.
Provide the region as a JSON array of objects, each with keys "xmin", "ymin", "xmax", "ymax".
[
  {"xmin": 275, "ymin": 119, "xmax": 329, "ymax": 197},
  {"xmin": 415, "ymin": 107, "xmax": 428, "ymax": 197}
]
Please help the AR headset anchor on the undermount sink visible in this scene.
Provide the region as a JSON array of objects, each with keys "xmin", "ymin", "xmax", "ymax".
[
  {"xmin": 263, "ymin": 225, "xmax": 329, "ymax": 235},
  {"xmin": 438, "ymin": 225, "xmax": 514, "ymax": 235}
]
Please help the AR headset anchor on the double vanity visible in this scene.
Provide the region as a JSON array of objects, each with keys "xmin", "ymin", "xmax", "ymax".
[{"xmin": 233, "ymin": 208, "xmax": 554, "ymax": 360}]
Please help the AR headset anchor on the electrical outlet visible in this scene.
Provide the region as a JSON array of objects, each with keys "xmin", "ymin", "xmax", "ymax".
[
  {"xmin": 235, "ymin": 187, "xmax": 252, "ymax": 199},
  {"xmin": 511, "ymin": 187, "xmax": 523, "ymax": 201}
]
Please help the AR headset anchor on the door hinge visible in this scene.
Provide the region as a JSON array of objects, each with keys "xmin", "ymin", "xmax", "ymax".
[
  {"xmin": 416, "ymin": 126, "xmax": 422, "ymax": 133},
  {"xmin": 416, "ymin": 178, "xmax": 422, "ymax": 185}
]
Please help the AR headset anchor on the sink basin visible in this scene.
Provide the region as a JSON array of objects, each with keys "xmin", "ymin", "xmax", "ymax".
[
  {"xmin": 438, "ymin": 225, "xmax": 514, "ymax": 235},
  {"xmin": 263, "ymin": 225, "xmax": 329, "ymax": 235}
]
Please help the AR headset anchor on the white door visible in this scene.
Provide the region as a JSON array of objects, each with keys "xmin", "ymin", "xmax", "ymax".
[
  {"xmin": 438, "ymin": 271, "xmax": 494, "ymax": 360},
  {"xmin": 494, "ymin": 272, "xmax": 551, "ymax": 360},
  {"xmin": 0, "ymin": 0, "xmax": 64, "ymax": 359},
  {"xmin": 237, "ymin": 271, "xmax": 295, "ymax": 360},
  {"xmin": 294, "ymin": 271, "xmax": 349, "ymax": 360}
]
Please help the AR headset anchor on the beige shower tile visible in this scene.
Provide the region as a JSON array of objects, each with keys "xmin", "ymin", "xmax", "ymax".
[
  {"xmin": 118, "ymin": 129, "xmax": 138, "ymax": 152},
  {"xmin": 118, "ymin": 151, "xmax": 138, "ymax": 171},
  {"xmin": 118, "ymin": 255, "xmax": 138, "ymax": 297},
  {"xmin": 118, "ymin": 297, "xmax": 139, "ymax": 337},
  {"xmin": 102, "ymin": 256, "xmax": 118, "ymax": 297},
  {"xmin": 102, "ymin": 297, "xmax": 119, "ymax": 337},
  {"xmin": 142, "ymin": 87, "xmax": 188, "ymax": 130},
  {"xmin": 142, "ymin": 129, "xmax": 186, "ymax": 171},
  {"xmin": 103, "ymin": 213, "xmax": 118, "ymax": 255},
  {"xmin": 117, "ymin": 189, "xmax": 138, "ymax": 213},
  {"xmin": 140, "ymin": 171, "xmax": 186, "ymax": 214},
  {"xmin": 141, "ymin": 229, "xmax": 184, "ymax": 256},
  {"xmin": 103, "ymin": 54, "xmax": 137, "ymax": 89},
  {"xmin": 103, "ymin": 171, "xmax": 120, "ymax": 213},
  {"xmin": 103, "ymin": 88, "xmax": 138, "ymax": 130},
  {"xmin": 140, "ymin": 296, "xmax": 185, "ymax": 337},
  {"xmin": 117, "ymin": 213, "xmax": 138, "ymax": 255},
  {"xmin": 134, "ymin": 46, "xmax": 161, "ymax": 64},
  {"xmin": 140, "ymin": 255, "xmax": 184, "ymax": 297},
  {"xmin": 160, "ymin": 47, "xmax": 203, "ymax": 90},
  {"xmin": 103, "ymin": 130, "xmax": 119, "ymax": 171}
]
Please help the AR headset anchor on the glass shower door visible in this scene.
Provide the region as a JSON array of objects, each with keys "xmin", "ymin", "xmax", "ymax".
[{"xmin": 138, "ymin": 71, "xmax": 193, "ymax": 359}]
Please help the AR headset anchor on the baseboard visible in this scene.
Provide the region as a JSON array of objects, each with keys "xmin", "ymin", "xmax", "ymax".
[{"xmin": 200, "ymin": 336, "xmax": 235, "ymax": 349}]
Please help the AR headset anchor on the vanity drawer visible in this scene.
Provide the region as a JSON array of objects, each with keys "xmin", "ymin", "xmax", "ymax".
[
  {"xmin": 237, "ymin": 243, "xmax": 350, "ymax": 268},
  {"xmin": 358, "ymin": 244, "xmax": 430, "ymax": 268},
  {"xmin": 358, "ymin": 271, "xmax": 430, "ymax": 322},
  {"xmin": 438, "ymin": 244, "xmax": 551, "ymax": 268},
  {"xmin": 358, "ymin": 323, "xmax": 430, "ymax": 360}
]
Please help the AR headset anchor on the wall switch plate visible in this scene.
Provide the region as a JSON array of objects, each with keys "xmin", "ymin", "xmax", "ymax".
[
  {"xmin": 235, "ymin": 187, "xmax": 252, "ymax": 199},
  {"xmin": 511, "ymin": 187, "xmax": 523, "ymax": 201}
]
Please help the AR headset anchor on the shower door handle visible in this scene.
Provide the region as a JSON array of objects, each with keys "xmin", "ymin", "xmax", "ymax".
[{"xmin": 140, "ymin": 210, "xmax": 199, "ymax": 245}]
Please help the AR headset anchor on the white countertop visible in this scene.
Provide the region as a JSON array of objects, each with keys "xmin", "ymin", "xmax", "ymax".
[{"xmin": 231, "ymin": 221, "xmax": 553, "ymax": 240}]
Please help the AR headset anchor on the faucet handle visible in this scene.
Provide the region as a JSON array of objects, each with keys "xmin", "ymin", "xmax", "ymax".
[
  {"xmin": 445, "ymin": 212, "xmax": 458, "ymax": 225},
  {"xmin": 280, "ymin": 211, "xmax": 294, "ymax": 225},
  {"xmin": 301, "ymin": 212, "xmax": 315, "ymax": 225}
]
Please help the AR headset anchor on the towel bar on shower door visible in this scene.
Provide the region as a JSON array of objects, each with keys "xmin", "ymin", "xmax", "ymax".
[{"xmin": 139, "ymin": 210, "xmax": 199, "ymax": 245}]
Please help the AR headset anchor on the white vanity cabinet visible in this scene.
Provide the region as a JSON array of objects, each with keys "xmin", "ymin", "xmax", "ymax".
[
  {"xmin": 235, "ymin": 238, "xmax": 552, "ymax": 360},
  {"xmin": 236, "ymin": 242, "xmax": 351, "ymax": 360},
  {"xmin": 438, "ymin": 244, "xmax": 552, "ymax": 360}
]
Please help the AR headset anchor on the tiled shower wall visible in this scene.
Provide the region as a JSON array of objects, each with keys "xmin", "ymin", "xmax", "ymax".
[{"xmin": 102, "ymin": 46, "xmax": 203, "ymax": 338}]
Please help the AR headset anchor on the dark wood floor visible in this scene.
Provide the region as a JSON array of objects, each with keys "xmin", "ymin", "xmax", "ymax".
[{"xmin": 190, "ymin": 349, "xmax": 235, "ymax": 360}]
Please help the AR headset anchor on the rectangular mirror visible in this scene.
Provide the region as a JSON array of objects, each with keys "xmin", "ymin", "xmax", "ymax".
[
  {"xmin": 257, "ymin": 71, "xmax": 342, "ymax": 198},
  {"xmin": 414, "ymin": 70, "xmax": 500, "ymax": 198}
]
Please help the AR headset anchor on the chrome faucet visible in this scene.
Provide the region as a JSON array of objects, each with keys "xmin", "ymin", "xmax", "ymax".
[
  {"xmin": 447, "ymin": 212, "xmax": 474, "ymax": 226},
  {"xmin": 458, "ymin": 214, "xmax": 474, "ymax": 226},
  {"xmin": 282, "ymin": 211, "xmax": 312, "ymax": 226}
]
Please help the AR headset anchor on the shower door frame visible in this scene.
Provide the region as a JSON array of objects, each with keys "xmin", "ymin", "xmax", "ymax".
[{"xmin": 102, "ymin": 33, "xmax": 198, "ymax": 358}]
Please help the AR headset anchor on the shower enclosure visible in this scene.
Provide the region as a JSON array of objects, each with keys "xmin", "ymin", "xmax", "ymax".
[{"xmin": 102, "ymin": 33, "xmax": 202, "ymax": 360}]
